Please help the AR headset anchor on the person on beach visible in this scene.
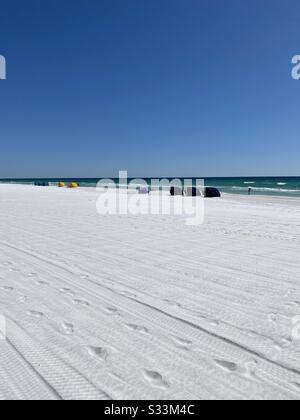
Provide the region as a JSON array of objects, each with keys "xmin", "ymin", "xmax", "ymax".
[{"xmin": 248, "ymin": 187, "xmax": 252, "ymax": 195}]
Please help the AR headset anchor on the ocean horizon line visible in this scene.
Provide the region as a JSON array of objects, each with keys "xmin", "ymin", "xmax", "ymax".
[{"xmin": 1, "ymin": 175, "xmax": 300, "ymax": 180}]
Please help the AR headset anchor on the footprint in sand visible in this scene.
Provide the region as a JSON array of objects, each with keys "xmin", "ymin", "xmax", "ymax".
[
  {"xmin": 280, "ymin": 337, "xmax": 293, "ymax": 348},
  {"xmin": 143, "ymin": 370, "xmax": 169, "ymax": 389},
  {"xmin": 105, "ymin": 307, "xmax": 120, "ymax": 316},
  {"xmin": 35, "ymin": 280, "xmax": 49, "ymax": 286},
  {"xmin": 172, "ymin": 336, "xmax": 193, "ymax": 349},
  {"xmin": 125, "ymin": 323, "xmax": 148, "ymax": 334},
  {"xmin": 72, "ymin": 299, "xmax": 90, "ymax": 307},
  {"xmin": 215, "ymin": 359, "xmax": 238, "ymax": 373},
  {"xmin": 60, "ymin": 288, "xmax": 75, "ymax": 296},
  {"xmin": 243, "ymin": 359, "xmax": 258, "ymax": 379},
  {"xmin": 1, "ymin": 286, "xmax": 14, "ymax": 291},
  {"xmin": 60, "ymin": 322, "xmax": 74, "ymax": 335},
  {"xmin": 86, "ymin": 346, "xmax": 109, "ymax": 361},
  {"xmin": 163, "ymin": 299, "xmax": 181, "ymax": 309},
  {"xmin": 268, "ymin": 313, "xmax": 278, "ymax": 323},
  {"xmin": 28, "ymin": 273, "xmax": 38, "ymax": 278},
  {"xmin": 80, "ymin": 274, "xmax": 90, "ymax": 280},
  {"xmin": 284, "ymin": 289, "xmax": 295, "ymax": 298},
  {"xmin": 3, "ymin": 262, "xmax": 12, "ymax": 267},
  {"xmin": 27, "ymin": 310, "xmax": 44, "ymax": 319},
  {"xmin": 9, "ymin": 268, "xmax": 20, "ymax": 273},
  {"xmin": 19, "ymin": 296, "xmax": 28, "ymax": 303}
]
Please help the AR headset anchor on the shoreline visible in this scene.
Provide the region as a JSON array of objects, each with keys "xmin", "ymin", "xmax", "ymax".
[{"xmin": 1, "ymin": 181, "xmax": 300, "ymax": 202}]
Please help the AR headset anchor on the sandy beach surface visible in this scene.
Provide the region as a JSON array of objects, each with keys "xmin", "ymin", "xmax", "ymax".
[{"xmin": 0, "ymin": 183, "xmax": 300, "ymax": 400}]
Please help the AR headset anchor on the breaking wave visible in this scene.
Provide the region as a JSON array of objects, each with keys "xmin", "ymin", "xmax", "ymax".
[{"xmin": 232, "ymin": 186, "xmax": 299, "ymax": 194}]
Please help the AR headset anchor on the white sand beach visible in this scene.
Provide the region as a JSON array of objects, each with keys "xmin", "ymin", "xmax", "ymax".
[{"xmin": 0, "ymin": 183, "xmax": 300, "ymax": 400}]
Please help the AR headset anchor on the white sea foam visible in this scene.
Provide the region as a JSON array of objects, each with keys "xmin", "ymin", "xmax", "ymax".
[{"xmin": 232, "ymin": 186, "xmax": 299, "ymax": 194}]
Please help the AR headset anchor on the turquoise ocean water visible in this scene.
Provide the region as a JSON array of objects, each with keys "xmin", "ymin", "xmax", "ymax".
[{"xmin": 1, "ymin": 177, "xmax": 300, "ymax": 197}]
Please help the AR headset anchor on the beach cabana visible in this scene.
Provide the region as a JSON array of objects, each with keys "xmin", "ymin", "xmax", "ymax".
[
  {"xmin": 185, "ymin": 187, "xmax": 202, "ymax": 197},
  {"xmin": 170, "ymin": 187, "xmax": 183, "ymax": 196},
  {"xmin": 138, "ymin": 187, "xmax": 150, "ymax": 194},
  {"xmin": 205, "ymin": 187, "xmax": 221, "ymax": 198},
  {"xmin": 68, "ymin": 182, "xmax": 79, "ymax": 189}
]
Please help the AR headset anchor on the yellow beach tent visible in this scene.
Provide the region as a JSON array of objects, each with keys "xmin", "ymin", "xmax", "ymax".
[{"xmin": 68, "ymin": 182, "xmax": 79, "ymax": 189}]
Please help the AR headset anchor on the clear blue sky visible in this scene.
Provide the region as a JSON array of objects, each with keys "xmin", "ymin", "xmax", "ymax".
[{"xmin": 0, "ymin": 0, "xmax": 299, "ymax": 178}]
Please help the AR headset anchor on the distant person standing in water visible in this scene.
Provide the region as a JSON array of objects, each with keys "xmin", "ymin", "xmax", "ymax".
[{"xmin": 248, "ymin": 187, "xmax": 252, "ymax": 195}]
